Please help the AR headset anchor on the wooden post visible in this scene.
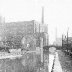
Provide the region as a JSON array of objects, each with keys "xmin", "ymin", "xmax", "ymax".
[
  {"xmin": 67, "ymin": 28, "xmax": 69, "ymax": 52},
  {"xmin": 48, "ymin": 48, "xmax": 49, "ymax": 72}
]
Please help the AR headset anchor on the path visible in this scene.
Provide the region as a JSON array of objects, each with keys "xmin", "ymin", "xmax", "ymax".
[{"xmin": 49, "ymin": 50, "xmax": 63, "ymax": 72}]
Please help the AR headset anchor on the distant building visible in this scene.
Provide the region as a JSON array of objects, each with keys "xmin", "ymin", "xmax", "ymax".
[
  {"xmin": 1, "ymin": 20, "xmax": 48, "ymax": 49},
  {"xmin": 63, "ymin": 37, "xmax": 72, "ymax": 45},
  {"xmin": 0, "ymin": 16, "xmax": 5, "ymax": 24},
  {"xmin": 53, "ymin": 38, "xmax": 62, "ymax": 46},
  {"xmin": 54, "ymin": 37, "xmax": 72, "ymax": 47}
]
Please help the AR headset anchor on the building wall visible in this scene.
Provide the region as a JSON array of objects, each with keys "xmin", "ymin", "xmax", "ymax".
[
  {"xmin": 0, "ymin": 20, "xmax": 48, "ymax": 48},
  {"xmin": 33, "ymin": 20, "xmax": 49, "ymax": 47},
  {"xmin": 5, "ymin": 20, "xmax": 35, "ymax": 35}
]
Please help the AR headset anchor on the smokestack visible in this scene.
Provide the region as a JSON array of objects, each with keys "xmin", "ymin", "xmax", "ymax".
[
  {"xmin": 42, "ymin": 7, "xmax": 44, "ymax": 24},
  {"xmin": 55, "ymin": 27, "xmax": 57, "ymax": 41}
]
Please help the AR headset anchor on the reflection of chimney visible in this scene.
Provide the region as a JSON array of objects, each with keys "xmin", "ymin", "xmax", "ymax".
[{"xmin": 42, "ymin": 7, "xmax": 44, "ymax": 24}]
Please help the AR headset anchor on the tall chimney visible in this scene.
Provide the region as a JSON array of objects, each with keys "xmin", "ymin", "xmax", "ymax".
[{"xmin": 42, "ymin": 7, "xmax": 44, "ymax": 24}]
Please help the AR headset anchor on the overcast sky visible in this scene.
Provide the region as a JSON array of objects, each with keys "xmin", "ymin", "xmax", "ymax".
[{"xmin": 0, "ymin": 0, "xmax": 72, "ymax": 44}]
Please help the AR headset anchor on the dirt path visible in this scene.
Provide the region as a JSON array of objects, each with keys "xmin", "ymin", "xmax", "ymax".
[{"xmin": 58, "ymin": 50, "xmax": 72, "ymax": 72}]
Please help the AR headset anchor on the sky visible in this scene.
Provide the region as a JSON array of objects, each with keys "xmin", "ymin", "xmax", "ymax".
[{"xmin": 0, "ymin": 0, "xmax": 72, "ymax": 44}]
